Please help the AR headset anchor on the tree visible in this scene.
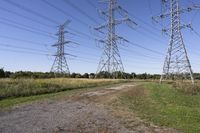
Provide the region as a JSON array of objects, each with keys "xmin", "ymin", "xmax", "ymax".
[
  {"xmin": 89, "ymin": 73, "xmax": 95, "ymax": 79},
  {"xmin": 70, "ymin": 73, "xmax": 77, "ymax": 78},
  {"xmin": 4, "ymin": 71, "xmax": 12, "ymax": 78},
  {"xmin": 96, "ymin": 71, "xmax": 111, "ymax": 78},
  {"xmin": 75, "ymin": 73, "xmax": 82, "ymax": 78},
  {"xmin": 0, "ymin": 68, "xmax": 5, "ymax": 78},
  {"xmin": 82, "ymin": 73, "xmax": 89, "ymax": 78},
  {"xmin": 131, "ymin": 72, "xmax": 137, "ymax": 79}
]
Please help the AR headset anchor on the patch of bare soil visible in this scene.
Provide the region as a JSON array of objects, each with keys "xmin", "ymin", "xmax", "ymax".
[
  {"xmin": 0, "ymin": 83, "xmax": 181, "ymax": 133},
  {"xmin": 0, "ymin": 100, "xmax": 135, "ymax": 133}
]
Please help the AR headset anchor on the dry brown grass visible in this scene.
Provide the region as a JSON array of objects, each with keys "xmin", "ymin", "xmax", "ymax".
[
  {"xmin": 121, "ymin": 85, "xmax": 147, "ymax": 97},
  {"xmin": 0, "ymin": 78, "xmax": 128, "ymax": 99},
  {"xmin": 172, "ymin": 82, "xmax": 200, "ymax": 95}
]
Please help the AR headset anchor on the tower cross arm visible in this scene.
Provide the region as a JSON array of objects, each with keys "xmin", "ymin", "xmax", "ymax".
[
  {"xmin": 98, "ymin": 5, "xmax": 125, "ymax": 17},
  {"xmin": 192, "ymin": 4, "xmax": 200, "ymax": 10},
  {"xmin": 114, "ymin": 17, "xmax": 137, "ymax": 28},
  {"xmin": 97, "ymin": 39, "xmax": 106, "ymax": 43},
  {"xmin": 64, "ymin": 53, "xmax": 77, "ymax": 57},
  {"xmin": 52, "ymin": 41, "xmax": 71, "ymax": 46},
  {"xmin": 55, "ymin": 31, "xmax": 70, "ymax": 35},
  {"xmin": 162, "ymin": 23, "xmax": 192, "ymax": 34},
  {"xmin": 117, "ymin": 5, "xmax": 128, "ymax": 14},
  {"xmin": 152, "ymin": 6, "xmax": 195, "ymax": 22},
  {"xmin": 94, "ymin": 23, "xmax": 109, "ymax": 30},
  {"xmin": 98, "ymin": 9, "xmax": 109, "ymax": 17},
  {"xmin": 62, "ymin": 20, "xmax": 71, "ymax": 27},
  {"xmin": 115, "ymin": 35, "xmax": 129, "ymax": 43}
]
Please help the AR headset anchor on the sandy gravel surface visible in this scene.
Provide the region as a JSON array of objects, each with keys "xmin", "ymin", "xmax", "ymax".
[
  {"xmin": 0, "ymin": 83, "xmax": 180, "ymax": 133},
  {"xmin": 0, "ymin": 100, "xmax": 135, "ymax": 133}
]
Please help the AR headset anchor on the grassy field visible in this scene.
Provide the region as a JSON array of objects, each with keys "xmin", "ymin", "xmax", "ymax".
[
  {"xmin": 0, "ymin": 78, "xmax": 129, "ymax": 99},
  {"xmin": 118, "ymin": 83, "xmax": 200, "ymax": 133},
  {"xmin": 0, "ymin": 78, "xmax": 129, "ymax": 108}
]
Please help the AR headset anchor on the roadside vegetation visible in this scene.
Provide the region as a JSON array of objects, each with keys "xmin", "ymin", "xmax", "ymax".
[
  {"xmin": 0, "ymin": 78, "xmax": 128, "ymax": 100},
  {"xmin": 118, "ymin": 82, "xmax": 200, "ymax": 133},
  {"xmin": 0, "ymin": 78, "xmax": 131, "ymax": 108}
]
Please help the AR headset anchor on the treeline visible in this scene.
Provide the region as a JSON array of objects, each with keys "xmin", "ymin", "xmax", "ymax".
[{"xmin": 1, "ymin": 69, "xmax": 200, "ymax": 80}]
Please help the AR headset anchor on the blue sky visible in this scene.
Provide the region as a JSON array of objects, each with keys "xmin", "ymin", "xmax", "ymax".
[{"xmin": 0, "ymin": 0, "xmax": 200, "ymax": 74}]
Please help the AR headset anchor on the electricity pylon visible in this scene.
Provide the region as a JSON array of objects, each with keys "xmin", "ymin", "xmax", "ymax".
[
  {"xmin": 94, "ymin": 0, "xmax": 136, "ymax": 78},
  {"xmin": 51, "ymin": 21, "xmax": 72, "ymax": 75},
  {"xmin": 153, "ymin": 0, "xmax": 200, "ymax": 84}
]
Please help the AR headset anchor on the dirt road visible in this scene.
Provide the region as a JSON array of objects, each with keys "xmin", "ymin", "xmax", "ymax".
[{"xmin": 0, "ymin": 83, "xmax": 179, "ymax": 133}]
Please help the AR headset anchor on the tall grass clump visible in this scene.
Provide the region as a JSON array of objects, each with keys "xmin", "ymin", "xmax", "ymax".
[{"xmin": 172, "ymin": 81, "xmax": 200, "ymax": 95}]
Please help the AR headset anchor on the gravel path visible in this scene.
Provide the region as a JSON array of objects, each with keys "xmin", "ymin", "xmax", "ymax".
[
  {"xmin": 0, "ymin": 84, "xmax": 180, "ymax": 133},
  {"xmin": 0, "ymin": 100, "xmax": 135, "ymax": 133}
]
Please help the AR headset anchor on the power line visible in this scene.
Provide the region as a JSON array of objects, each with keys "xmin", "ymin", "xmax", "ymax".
[
  {"xmin": 41, "ymin": 0, "xmax": 89, "ymax": 27},
  {"xmin": 0, "ymin": 3, "xmax": 92, "ymax": 41},
  {"xmin": 86, "ymin": 0, "xmax": 97, "ymax": 9},
  {"xmin": 191, "ymin": 27, "xmax": 200, "ymax": 39},
  {"xmin": 111, "ymin": 1, "xmax": 167, "ymax": 45},
  {"xmin": 67, "ymin": 41, "xmax": 163, "ymax": 62},
  {"xmin": 69, "ymin": 45, "xmax": 162, "ymax": 63},
  {"xmin": 0, "ymin": 43, "xmax": 189, "ymax": 72},
  {"xmin": 0, "ymin": 17, "xmax": 54, "ymax": 37},
  {"xmin": 70, "ymin": 32, "xmax": 163, "ymax": 60},
  {"xmin": 0, "ymin": 47, "xmax": 49, "ymax": 56},
  {"xmin": 0, "ymin": 35, "xmax": 47, "ymax": 46},
  {"xmin": 128, "ymin": 11, "xmax": 162, "ymax": 33},
  {"xmin": 2, "ymin": 0, "xmax": 164, "ymax": 58},
  {"xmin": 68, "ymin": 27, "xmax": 94, "ymax": 40},
  {"xmin": 1, "ymin": 17, "xmax": 163, "ymax": 59},
  {"xmin": 66, "ymin": 25, "xmax": 164, "ymax": 57},
  {"xmin": 3, "ymin": 0, "xmax": 59, "ymax": 25},
  {"xmin": 0, "ymin": 6, "xmax": 55, "ymax": 28},
  {"xmin": 2, "ymin": 46, "xmax": 198, "ymax": 71},
  {"xmin": 63, "ymin": 0, "xmax": 99, "ymax": 24},
  {"xmin": 69, "ymin": 28, "xmax": 164, "ymax": 57},
  {"xmin": 148, "ymin": 0, "xmax": 153, "ymax": 15},
  {"xmin": 117, "ymin": 1, "xmax": 168, "ymax": 40},
  {"xmin": 2, "ymin": 0, "xmax": 98, "ymax": 40},
  {"xmin": 119, "ymin": 46, "xmax": 162, "ymax": 59},
  {"xmin": 0, "ymin": 43, "xmax": 49, "ymax": 53},
  {"xmin": 0, "ymin": 20, "xmax": 56, "ymax": 39},
  {"xmin": 0, "ymin": 45, "xmax": 99, "ymax": 66},
  {"xmin": 0, "ymin": 34, "xmax": 164, "ymax": 65},
  {"xmin": 128, "ymin": 41, "xmax": 164, "ymax": 55}
]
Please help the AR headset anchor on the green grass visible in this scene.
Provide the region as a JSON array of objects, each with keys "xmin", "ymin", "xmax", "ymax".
[
  {"xmin": 0, "ymin": 78, "xmax": 129, "ymax": 99},
  {"xmin": 119, "ymin": 83, "xmax": 200, "ymax": 133}
]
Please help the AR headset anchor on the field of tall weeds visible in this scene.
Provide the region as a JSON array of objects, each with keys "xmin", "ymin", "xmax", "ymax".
[{"xmin": 0, "ymin": 78, "xmax": 128, "ymax": 99}]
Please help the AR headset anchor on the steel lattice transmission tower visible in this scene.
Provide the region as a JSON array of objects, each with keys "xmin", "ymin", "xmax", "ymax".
[
  {"xmin": 94, "ymin": 0, "xmax": 136, "ymax": 78},
  {"xmin": 153, "ymin": 0, "xmax": 200, "ymax": 84},
  {"xmin": 51, "ymin": 21, "xmax": 71, "ymax": 75}
]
